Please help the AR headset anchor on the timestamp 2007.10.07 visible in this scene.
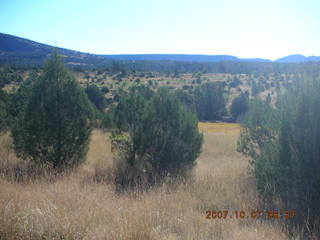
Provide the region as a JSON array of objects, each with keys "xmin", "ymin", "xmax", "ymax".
[{"xmin": 205, "ymin": 210, "xmax": 296, "ymax": 220}]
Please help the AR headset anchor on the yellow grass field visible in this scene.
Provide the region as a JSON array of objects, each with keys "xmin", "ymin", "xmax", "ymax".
[
  {"xmin": 198, "ymin": 122, "xmax": 240, "ymax": 133},
  {"xmin": 0, "ymin": 123, "xmax": 298, "ymax": 239}
]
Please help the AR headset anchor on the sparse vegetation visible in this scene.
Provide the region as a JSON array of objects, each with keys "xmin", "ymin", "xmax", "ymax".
[
  {"xmin": 0, "ymin": 48, "xmax": 319, "ymax": 239},
  {"xmin": 0, "ymin": 124, "xmax": 295, "ymax": 240}
]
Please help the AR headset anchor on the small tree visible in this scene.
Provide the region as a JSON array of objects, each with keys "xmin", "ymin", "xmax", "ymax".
[
  {"xmin": 142, "ymin": 88, "xmax": 203, "ymax": 178},
  {"xmin": 194, "ymin": 82, "xmax": 226, "ymax": 121},
  {"xmin": 12, "ymin": 52, "xmax": 94, "ymax": 170},
  {"xmin": 85, "ymin": 84, "xmax": 107, "ymax": 110},
  {"xmin": 238, "ymin": 75, "xmax": 320, "ymax": 235},
  {"xmin": 112, "ymin": 87, "xmax": 203, "ymax": 190},
  {"xmin": 175, "ymin": 89, "xmax": 196, "ymax": 113},
  {"xmin": 230, "ymin": 92, "xmax": 249, "ymax": 121}
]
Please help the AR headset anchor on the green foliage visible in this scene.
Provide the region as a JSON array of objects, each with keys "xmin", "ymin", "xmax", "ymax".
[
  {"xmin": 113, "ymin": 85, "xmax": 153, "ymax": 132},
  {"xmin": 0, "ymin": 67, "xmax": 23, "ymax": 88},
  {"xmin": 101, "ymin": 86, "xmax": 109, "ymax": 93},
  {"xmin": 251, "ymin": 81, "xmax": 265, "ymax": 96},
  {"xmin": 111, "ymin": 86, "xmax": 203, "ymax": 190},
  {"xmin": 0, "ymin": 89, "xmax": 9, "ymax": 132},
  {"xmin": 194, "ymin": 82, "xmax": 226, "ymax": 121},
  {"xmin": 175, "ymin": 89, "xmax": 196, "ymax": 113},
  {"xmin": 101, "ymin": 111, "xmax": 114, "ymax": 129},
  {"xmin": 8, "ymin": 72, "xmax": 38, "ymax": 121},
  {"xmin": 12, "ymin": 52, "xmax": 94, "ymax": 170},
  {"xmin": 229, "ymin": 76, "xmax": 241, "ymax": 88},
  {"xmin": 85, "ymin": 84, "xmax": 107, "ymax": 110},
  {"xmin": 238, "ymin": 76, "xmax": 320, "ymax": 234},
  {"xmin": 230, "ymin": 92, "xmax": 249, "ymax": 121}
]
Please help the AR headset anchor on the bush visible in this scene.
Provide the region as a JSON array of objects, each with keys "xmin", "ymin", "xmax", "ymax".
[
  {"xmin": 101, "ymin": 86, "xmax": 109, "ymax": 94},
  {"xmin": 85, "ymin": 84, "xmax": 107, "ymax": 110},
  {"xmin": 238, "ymin": 76, "xmax": 320, "ymax": 235},
  {"xmin": 230, "ymin": 92, "xmax": 249, "ymax": 121},
  {"xmin": 12, "ymin": 52, "xmax": 94, "ymax": 171},
  {"xmin": 111, "ymin": 86, "xmax": 203, "ymax": 190},
  {"xmin": 194, "ymin": 82, "xmax": 226, "ymax": 121},
  {"xmin": 229, "ymin": 76, "xmax": 241, "ymax": 88}
]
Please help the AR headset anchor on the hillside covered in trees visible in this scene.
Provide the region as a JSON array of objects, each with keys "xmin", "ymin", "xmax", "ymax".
[{"xmin": 1, "ymin": 33, "xmax": 320, "ymax": 73}]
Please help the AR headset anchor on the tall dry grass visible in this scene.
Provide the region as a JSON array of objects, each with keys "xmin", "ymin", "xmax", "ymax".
[{"xmin": 0, "ymin": 126, "xmax": 300, "ymax": 239}]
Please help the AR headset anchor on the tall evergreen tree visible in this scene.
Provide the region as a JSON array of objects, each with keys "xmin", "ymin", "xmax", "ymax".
[{"xmin": 12, "ymin": 51, "xmax": 94, "ymax": 170}]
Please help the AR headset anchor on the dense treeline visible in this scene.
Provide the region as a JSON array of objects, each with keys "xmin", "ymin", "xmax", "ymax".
[
  {"xmin": 69, "ymin": 60, "xmax": 320, "ymax": 76},
  {"xmin": 2, "ymin": 57, "xmax": 320, "ymax": 76}
]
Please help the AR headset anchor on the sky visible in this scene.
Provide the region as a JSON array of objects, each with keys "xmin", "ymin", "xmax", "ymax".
[{"xmin": 0, "ymin": 0, "xmax": 319, "ymax": 60}]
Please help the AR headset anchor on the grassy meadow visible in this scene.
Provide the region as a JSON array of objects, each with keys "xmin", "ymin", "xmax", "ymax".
[{"xmin": 0, "ymin": 123, "xmax": 296, "ymax": 239}]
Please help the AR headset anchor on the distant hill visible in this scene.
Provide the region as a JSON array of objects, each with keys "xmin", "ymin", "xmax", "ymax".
[
  {"xmin": 0, "ymin": 33, "xmax": 109, "ymax": 66},
  {"xmin": 101, "ymin": 54, "xmax": 271, "ymax": 62},
  {"xmin": 275, "ymin": 54, "xmax": 320, "ymax": 63},
  {"xmin": 1, "ymin": 33, "xmax": 320, "ymax": 66}
]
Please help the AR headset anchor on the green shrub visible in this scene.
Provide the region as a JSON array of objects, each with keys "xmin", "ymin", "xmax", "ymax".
[
  {"xmin": 230, "ymin": 92, "xmax": 249, "ymax": 121},
  {"xmin": 101, "ymin": 86, "xmax": 109, "ymax": 94},
  {"xmin": 111, "ymin": 86, "xmax": 203, "ymax": 190},
  {"xmin": 194, "ymin": 82, "xmax": 226, "ymax": 121},
  {"xmin": 85, "ymin": 84, "xmax": 107, "ymax": 110}
]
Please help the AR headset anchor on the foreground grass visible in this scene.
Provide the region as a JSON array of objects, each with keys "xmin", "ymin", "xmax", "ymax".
[{"xmin": 0, "ymin": 124, "xmax": 295, "ymax": 239}]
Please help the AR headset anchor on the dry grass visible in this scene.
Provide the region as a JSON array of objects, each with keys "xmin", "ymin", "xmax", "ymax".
[{"xmin": 0, "ymin": 124, "xmax": 297, "ymax": 239}]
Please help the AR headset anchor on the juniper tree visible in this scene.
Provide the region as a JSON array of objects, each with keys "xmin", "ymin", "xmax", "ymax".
[
  {"xmin": 230, "ymin": 92, "xmax": 249, "ymax": 121},
  {"xmin": 112, "ymin": 86, "xmax": 203, "ymax": 190},
  {"xmin": 194, "ymin": 82, "xmax": 226, "ymax": 121},
  {"xmin": 238, "ymin": 75, "xmax": 320, "ymax": 235},
  {"xmin": 12, "ymin": 52, "xmax": 94, "ymax": 170},
  {"xmin": 85, "ymin": 84, "xmax": 107, "ymax": 110}
]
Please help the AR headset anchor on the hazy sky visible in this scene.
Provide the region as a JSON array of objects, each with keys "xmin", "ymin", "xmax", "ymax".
[{"xmin": 1, "ymin": 0, "xmax": 319, "ymax": 60}]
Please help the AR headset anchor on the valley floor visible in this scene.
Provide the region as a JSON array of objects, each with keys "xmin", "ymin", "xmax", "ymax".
[{"xmin": 0, "ymin": 123, "xmax": 296, "ymax": 239}]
